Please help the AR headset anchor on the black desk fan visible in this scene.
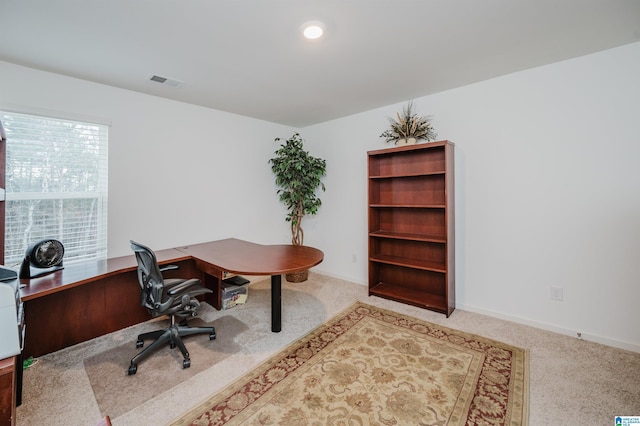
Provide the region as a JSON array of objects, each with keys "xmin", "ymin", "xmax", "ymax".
[{"xmin": 19, "ymin": 239, "xmax": 65, "ymax": 279}]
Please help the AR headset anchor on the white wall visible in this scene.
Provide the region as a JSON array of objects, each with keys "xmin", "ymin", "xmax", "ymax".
[
  {"xmin": 2, "ymin": 42, "xmax": 639, "ymax": 352},
  {"xmin": 303, "ymin": 41, "xmax": 640, "ymax": 351},
  {"xmin": 0, "ymin": 61, "xmax": 296, "ymax": 258}
]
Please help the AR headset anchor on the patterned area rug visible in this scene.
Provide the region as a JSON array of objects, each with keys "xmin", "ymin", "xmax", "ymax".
[{"xmin": 173, "ymin": 302, "xmax": 529, "ymax": 425}]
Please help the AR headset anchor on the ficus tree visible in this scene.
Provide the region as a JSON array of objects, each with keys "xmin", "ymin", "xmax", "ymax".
[{"xmin": 269, "ymin": 133, "xmax": 326, "ymax": 246}]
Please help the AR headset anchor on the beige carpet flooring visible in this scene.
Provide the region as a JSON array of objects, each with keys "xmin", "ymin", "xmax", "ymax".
[
  {"xmin": 16, "ymin": 273, "xmax": 640, "ymax": 425},
  {"xmin": 83, "ymin": 316, "xmax": 238, "ymax": 419}
]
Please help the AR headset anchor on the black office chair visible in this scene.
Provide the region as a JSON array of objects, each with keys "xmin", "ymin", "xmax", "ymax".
[{"xmin": 128, "ymin": 240, "xmax": 216, "ymax": 375}]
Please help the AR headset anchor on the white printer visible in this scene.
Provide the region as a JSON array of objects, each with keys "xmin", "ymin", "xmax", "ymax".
[{"xmin": 0, "ymin": 279, "xmax": 23, "ymax": 359}]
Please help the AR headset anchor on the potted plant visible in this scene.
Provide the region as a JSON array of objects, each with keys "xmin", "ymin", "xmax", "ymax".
[
  {"xmin": 380, "ymin": 100, "xmax": 437, "ymax": 145},
  {"xmin": 269, "ymin": 133, "xmax": 327, "ymax": 282}
]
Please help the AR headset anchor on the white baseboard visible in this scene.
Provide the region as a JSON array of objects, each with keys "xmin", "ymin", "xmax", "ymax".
[
  {"xmin": 307, "ymin": 270, "xmax": 640, "ymax": 353},
  {"xmin": 310, "ymin": 267, "xmax": 367, "ymax": 287},
  {"xmin": 458, "ymin": 302, "xmax": 640, "ymax": 353}
]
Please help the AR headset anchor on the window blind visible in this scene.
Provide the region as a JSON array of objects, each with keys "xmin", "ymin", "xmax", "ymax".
[{"xmin": 1, "ymin": 111, "xmax": 108, "ymax": 266}]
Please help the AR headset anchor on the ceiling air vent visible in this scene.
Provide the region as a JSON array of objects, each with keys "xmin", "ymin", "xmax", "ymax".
[{"xmin": 147, "ymin": 74, "xmax": 183, "ymax": 88}]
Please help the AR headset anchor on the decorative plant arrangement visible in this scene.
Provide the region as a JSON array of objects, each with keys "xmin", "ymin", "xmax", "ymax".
[
  {"xmin": 269, "ymin": 133, "xmax": 327, "ymax": 248},
  {"xmin": 380, "ymin": 100, "xmax": 437, "ymax": 145}
]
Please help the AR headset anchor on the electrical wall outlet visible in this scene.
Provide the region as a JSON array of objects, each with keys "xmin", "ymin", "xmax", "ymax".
[{"xmin": 550, "ymin": 286, "xmax": 564, "ymax": 301}]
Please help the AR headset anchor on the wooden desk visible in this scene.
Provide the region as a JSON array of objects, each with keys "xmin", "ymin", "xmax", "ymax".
[
  {"xmin": 18, "ymin": 239, "xmax": 323, "ymax": 357},
  {"xmin": 19, "ymin": 249, "xmax": 193, "ymax": 358},
  {"xmin": 176, "ymin": 239, "xmax": 324, "ymax": 332},
  {"xmin": 0, "ymin": 356, "xmax": 16, "ymax": 426}
]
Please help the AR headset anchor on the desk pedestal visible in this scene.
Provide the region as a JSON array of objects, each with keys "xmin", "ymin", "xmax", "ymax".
[{"xmin": 0, "ymin": 356, "xmax": 16, "ymax": 426}]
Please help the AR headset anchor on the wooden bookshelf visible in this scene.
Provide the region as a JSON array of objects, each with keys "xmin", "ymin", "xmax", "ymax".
[{"xmin": 368, "ymin": 141, "xmax": 455, "ymax": 316}]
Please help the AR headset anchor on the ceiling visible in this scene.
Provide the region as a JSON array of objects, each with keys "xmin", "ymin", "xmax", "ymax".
[{"xmin": 2, "ymin": 1, "xmax": 639, "ymax": 128}]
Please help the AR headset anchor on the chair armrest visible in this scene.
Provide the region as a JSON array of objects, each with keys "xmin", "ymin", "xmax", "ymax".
[
  {"xmin": 159, "ymin": 264, "xmax": 179, "ymax": 273},
  {"xmin": 166, "ymin": 278, "xmax": 212, "ymax": 296},
  {"xmin": 186, "ymin": 288, "xmax": 214, "ymax": 297},
  {"xmin": 156, "ymin": 279, "xmax": 213, "ymax": 314}
]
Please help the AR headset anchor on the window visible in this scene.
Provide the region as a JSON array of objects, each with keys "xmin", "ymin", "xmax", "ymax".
[{"xmin": 1, "ymin": 111, "xmax": 108, "ymax": 266}]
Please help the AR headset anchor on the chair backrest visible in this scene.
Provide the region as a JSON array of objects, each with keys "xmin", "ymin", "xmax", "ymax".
[{"xmin": 130, "ymin": 240, "xmax": 165, "ymax": 312}]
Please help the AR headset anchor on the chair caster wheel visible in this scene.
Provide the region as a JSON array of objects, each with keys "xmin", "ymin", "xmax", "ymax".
[
  {"xmin": 128, "ymin": 364, "xmax": 138, "ymax": 375},
  {"xmin": 136, "ymin": 340, "xmax": 144, "ymax": 348},
  {"xmin": 183, "ymin": 359, "xmax": 191, "ymax": 369},
  {"xmin": 209, "ymin": 331, "xmax": 216, "ymax": 340}
]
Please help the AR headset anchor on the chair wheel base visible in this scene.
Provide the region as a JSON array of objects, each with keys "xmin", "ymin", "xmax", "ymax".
[
  {"xmin": 128, "ymin": 364, "xmax": 138, "ymax": 375},
  {"xmin": 183, "ymin": 359, "xmax": 191, "ymax": 369},
  {"xmin": 209, "ymin": 331, "xmax": 216, "ymax": 340},
  {"xmin": 136, "ymin": 340, "xmax": 144, "ymax": 348}
]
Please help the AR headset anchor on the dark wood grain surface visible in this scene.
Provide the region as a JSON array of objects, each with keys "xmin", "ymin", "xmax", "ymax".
[
  {"xmin": 19, "ymin": 248, "xmax": 188, "ymax": 301},
  {"xmin": 176, "ymin": 238, "xmax": 324, "ymax": 276},
  {"xmin": 17, "ymin": 239, "xmax": 323, "ymax": 357}
]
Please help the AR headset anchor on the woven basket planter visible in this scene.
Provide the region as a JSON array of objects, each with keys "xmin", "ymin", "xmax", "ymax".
[{"xmin": 285, "ymin": 269, "xmax": 308, "ymax": 283}]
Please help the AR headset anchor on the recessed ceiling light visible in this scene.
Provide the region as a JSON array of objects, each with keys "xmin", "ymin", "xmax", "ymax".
[{"xmin": 302, "ymin": 21, "xmax": 325, "ymax": 40}]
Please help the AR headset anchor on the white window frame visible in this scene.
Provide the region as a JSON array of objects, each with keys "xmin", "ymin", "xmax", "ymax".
[{"xmin": 1, "ymin": 110, "xmax": 109, "ymax": 266}]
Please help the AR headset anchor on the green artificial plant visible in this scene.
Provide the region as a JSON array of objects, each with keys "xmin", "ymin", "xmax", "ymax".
[{"xmin": 269, "ymin": 133, "xmax": 327, "ymax": 246}]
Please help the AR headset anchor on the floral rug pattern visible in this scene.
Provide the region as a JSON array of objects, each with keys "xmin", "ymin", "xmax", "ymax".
[{"xmin": 173, "ymin": 302, "xmax": 528, "ymax": 425}]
